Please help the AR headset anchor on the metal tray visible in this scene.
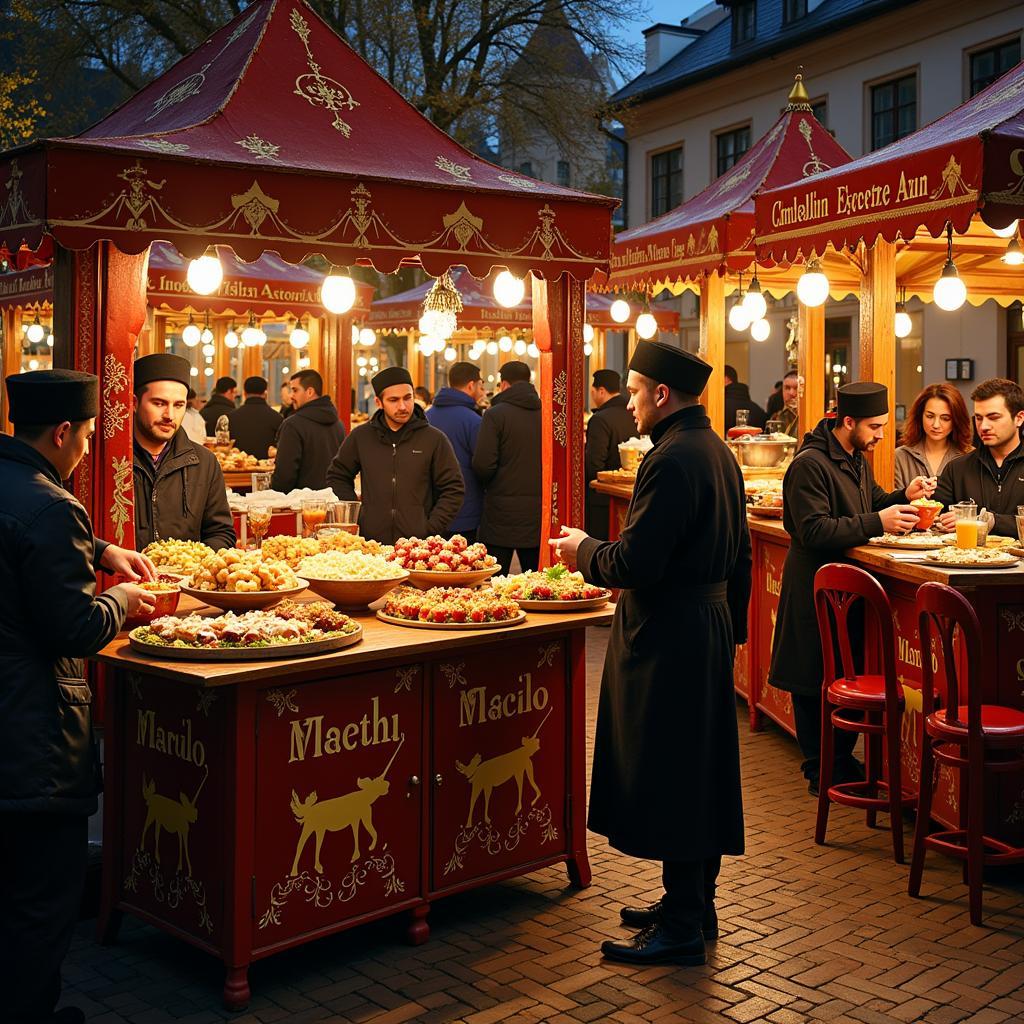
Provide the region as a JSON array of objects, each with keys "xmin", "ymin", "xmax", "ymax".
[
  {"xmin": 375, "ymin": 610, "xmax": 526, "ymax": 630},
  {"xmin": 128, "ymin": 624, "xmax": 362, "ymax": 660}
]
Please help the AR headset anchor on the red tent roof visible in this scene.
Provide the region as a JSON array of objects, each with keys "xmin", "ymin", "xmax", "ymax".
[
  {"xmin": 607, "ymin": 80, "xmax": 851, "ymax": 291},
  {"xmin": 366, "ymin": 267, "xmax": 679, "ymax": 332},
  {"xmin": 756, "ymin": 60, "xmax": 1024, "ymax": 264},
  {"xmin": 0, "ymin": 0, "xmax": 614, "ymax": 279}
]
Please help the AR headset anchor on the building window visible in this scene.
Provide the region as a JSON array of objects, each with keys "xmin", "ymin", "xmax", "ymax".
[
  {"xmin": 811, "ymin": 98, "xmax": 827, "ymax": 127},
  {"xmin": 732, "ymin": 1, "xmax": 756, "ymax": 45},
  {"xmin": 716, "ymin": 126, "xmax": 751, "ymax": 176},
  {"xmin": 970, "ymin": 39, "xmax": 1020, "ymax": 96},
  {"xmin": 518, "ymin": 161, "xmax": 533, "ymax": 177},
  {"xmin": 650, "ymin": 147, "xmax": 682, "ymax": 217},
  {"xmin": 783, "ymin": 0, "xmax": 807, "ymax": 23},
  {"xmin": 556, "ymin": 160, "xmax": 571, "ymax": 187},
  {"xmin": 870, "ymin": 73, "xmax": 917, "ymax": 150}
]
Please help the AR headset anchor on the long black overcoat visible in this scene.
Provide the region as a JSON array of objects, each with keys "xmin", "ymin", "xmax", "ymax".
[
  {"xmin": 769, "ymin": 420, "xmax": 906, "ymax": 696},
  {"xmin": 576, "ymin": 405, "xmax": 751, "ymax": 861}
]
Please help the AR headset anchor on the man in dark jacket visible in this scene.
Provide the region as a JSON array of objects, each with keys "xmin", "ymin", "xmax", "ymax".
[
  {"xmin": 1, "ymin": 370, "xmax": 156, "ymax": 1024},
  {"xmin": 426, "ymin": 361, "xmax": 484, "ymax": 541},
  {"xmin": 552, "ymin": 343, "xmax": 751, "ymax": 967},
  {"xmin": 585, "ymin": 369, "xmax": 638, "ymax": 539},
  {"xmin": 278, "ymin": 381, "xmax": 294, "ymax": 419},
  {"xmin": 769, "ymin": 383, "xmax": 933, "ymax": 795},
  {"xmin": 200, "ymin": 375, "xmax": 237, "ymax": 435},
  {"xmin": 724, "ymin": 364, "xmax": 767, "ymax": 433},
  {"xmin": 132, "ymin": 354, "xmax": 236, "ymax": 551},
  {"xmin": 933, "ymin": 377, "xmax": 1024, "ymax": 537},
  {"xmin": 473, "ymin": 361, "xmax": 542, "ymax": 575},
  {"xmin": 228, "ymin": 375, "xmax": 283, "ymax": 460},
  {"xmin": 271, "ymin": 369, "xmax": 346, "ymax": 493},
  {"xmin": 328, "ymin": 366, "xmax": 464, "ymax": 543}
]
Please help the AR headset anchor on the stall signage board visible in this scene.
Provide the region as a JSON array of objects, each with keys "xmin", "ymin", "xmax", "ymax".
[
  {"xmin": 118, "ymin": 674, "xmax": 225, "ymax": 947},
  {"xmin": 430, "ymin": 641, "xmax": 568, "ymax": 893},
  {"xmin": 253, "ymin": 669, "xmax": 423, "ymax": 947}
]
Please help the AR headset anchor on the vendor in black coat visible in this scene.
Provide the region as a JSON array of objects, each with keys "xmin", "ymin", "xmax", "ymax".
[
  {"xmin": 200, "ymin": 375, "xmax": 237, "ymax": 435},
  {"xmin": 0, "ymin": 370, "xmax": 157, "ymax": 1024},
  {"xmin": 271, "ymin": 369, "xmax": 346, "ymax": 493},
  {"xmin": 585, "ymin": 369, "xmax": 638, "ymax": 539},
  {"xmin": 472, "ymin": 361, "xmax": 542, "ymax": 575},
  {"xmin": 228, "ymin": 375, "xmax": 283, "ymax": 460},
  {"xmin": 769, "ymin": 382, "xmax": 933, "ymax": 795},
  {"xmin": 327, "ymin": 366, "xmax": 464, "ymax": 543},
  {"xmin": 933, "ymin": 378, "xmax": 1024, "ymax": 538},
  {"xmin": 724, "ymin": 364, "xmax": 767, "ymax": 434},
  {"xmin": 132, "ymin": 354, "xmax": 236, "ymax": 551},
  {"xmin": 554, "ymin": 343, "xmax": 751, "ymax": 968}
]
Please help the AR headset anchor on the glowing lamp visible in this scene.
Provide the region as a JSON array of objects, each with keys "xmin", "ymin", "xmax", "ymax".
[
  {"xmin": 186, "ymin": 247, "xmax": 223, "ymax": 295},
  {"xmin": 750, "ymin": 318, "xmax": 770, "ymax": 342},
  {"xmin": 635, "ymin": 312, "xmax": 658, "ymax": 340},
  {"xmin": 609, "ymin": 299, "xmax": 630, "ymax": 324},
  {"xmin": 493, "ymin": 270, "xmax": 526, "ymax": 308},
  {"xmin": 796, "ymin": 259, "xmax": 829, "ymax": 307},
  {"xmin": 321, "ymin": 268, "xmax": 356, "ymax": 314},
  {"xmin": 933, "ymin": 260, "xmax": 966, "ymax": 311}
]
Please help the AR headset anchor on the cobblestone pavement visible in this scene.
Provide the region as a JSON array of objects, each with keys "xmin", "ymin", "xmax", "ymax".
[{"xmin": 62, "ymin": 628, "xmax": 1024, "ymax": 1023}]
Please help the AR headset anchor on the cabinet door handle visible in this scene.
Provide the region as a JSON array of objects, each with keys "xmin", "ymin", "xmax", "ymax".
[
  {"xmin": 409, "ymin": 775, "xmax": 420, "ymax": 787},
  {"xmin": 433, "ymin": 773, "xmax": 443, "ymax": 787}
]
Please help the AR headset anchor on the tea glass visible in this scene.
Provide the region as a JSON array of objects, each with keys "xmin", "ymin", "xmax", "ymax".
[
  {"xmin": 247, "ymin": 502, "xmax": 272, "ymax": 550},
  {"xmin": 301, "ymin": 498, "xmax": 328, "ymax": 537},
  {"xmin": 330, "ymin": 500, "xmax": 362, "ymax": 535}
]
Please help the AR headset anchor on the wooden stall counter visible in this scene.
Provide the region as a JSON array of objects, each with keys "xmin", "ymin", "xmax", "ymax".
[
  {"xmin": 746, "ymin": 516, "xmax": 1024, "ymax": 846},
  {"xmin": 93, "ymin": 604, "xmax": 611, "ymax": 1009}
]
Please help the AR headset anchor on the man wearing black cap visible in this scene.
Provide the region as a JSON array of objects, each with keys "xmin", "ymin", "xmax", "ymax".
[
  {"xmin": 585, "ymin": 368, "xmax": 638, "ymax": 539},
  {"xmin": 327, "ymin": 366, "xmax": 464, "ymax": 543},
  {"xmin": 472, "ymin": 360, "xmax": 542, "ymax": 575},
  {"xmin": 552, "ymin": 341, "xmax": 751, "ymax": 967},
  {"xmin": 133, "ymin": 353, "xmax": 236, "ymax": 551},
  {"xmin": 271, "ymin": 369, "xmax": 346, "ymax": 492},
  {"xmin": 228, "ymin": 375, "xmax": 283, "ymax": 461},
  {"xmin": 426, "ymin": 361, "xmax": 485, "ymax": 541},
  {"xmin": 1, "ymin": 370, "xmax": 158, "ymax": 1024},
  {"xmin": 770, "ymin": 382, "xmax": 935, "ymax": 795},
  {"xmin": 724, "ymin": 364, "xmax": 767, "ymax": 434},
  {"xmin": 199, "ymin": 375, "xmax": 237, "ymax": 435}
]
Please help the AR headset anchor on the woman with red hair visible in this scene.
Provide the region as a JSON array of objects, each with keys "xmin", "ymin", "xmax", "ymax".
[{"xmin": 895, "ymin": 383, "xmax": 973, "ymax": 489}]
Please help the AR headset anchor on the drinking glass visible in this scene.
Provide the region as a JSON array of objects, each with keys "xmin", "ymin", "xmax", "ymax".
[
  {"xmin": 247, "ymin": 502, "xmax": 272, "ymax": 551},
  {"xmin": 1016, "ymin": 514, "xmax": 1024, "ymax": 546},
  {"xmin": 330, "ymin": 500, "xmax": 362, "ymax": 535},
  {"xmin": 301, "ymin": 498, "xmax": 328, "ymax": 537},
  {"xmin": 251, "ymin": 471, "xmax": 272, "ymax": 493},
  {"xmin": 735, "ymin": 408, "xmax": 749, "ymax": 427},
  {"xmin": 951, "ymin": 501, "xmax": 979, "ymax": 549}
]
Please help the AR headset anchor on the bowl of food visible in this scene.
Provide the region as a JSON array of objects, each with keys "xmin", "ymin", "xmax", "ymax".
[
  {"xmin": 387, "ymin": 535, "xmax": 500, "ymax": 590},
  {"xmin": 297, "ymin": 550, "xmax": 409, "ymax": 608},
  {"xmin": 730, "ymin": 436, "xmax": 795, "ymax": 468},
  {"xmin": 125, "ymin": 577, "xmax": 182, "ymax": 628},
  {"xmin": 910, "ymin": 498, "xmax": 943, "ymax": 530},
  {"xmin": 182, "ymin": 549, "xmax": 306, "ymax": 611},
  {"xmin": 618, "ymin": 436, "xmax": 652, "ymax": 473}
]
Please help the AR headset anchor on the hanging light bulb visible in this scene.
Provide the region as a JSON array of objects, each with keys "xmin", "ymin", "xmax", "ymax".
[
  {"xmin": 359, "ymin": 328, "xmax": 376, "ymax": 346},
  {"xmin": 933, "ymin": 225, "xmax": 967, "ymax": 312},
  {"xmin": 894, "ymin": 289, "xmax": 913, "ymax": 338},
  {"xmin": 224, "ymin": 326, "xmax": 239, "ymax": 349},
  {"xmin": 796, "ymin": 258, "xmax": 829, "ymax": 307},
  {"xmin": 432, "ymin": 336, "xmax": 446, "ymax": 354},
  {"xmin": 290, "ymin": 321, "xmax": 310, "ymax": 349},
  {"xmin": 444, "ymin": 346, "xmax": 457, "ymax": 361},
  {"xmin": 46, "ymin": 333, "xmax": 54, "ymax": 348},
  {"xmin": 201, "ymin": 343, "xmax": 215, "ymax": 357},
  {"xmin": 321, "ymin": 266, "xmax": 356, "ymax": 314},
  {"xmin": 182, "ymin": 315, "xmax": 201, "ymax": 347},
  {"xmin": 241, "ymin": 314, "xmax": 261, "ymax": 347},
  {"xmin": 255, "ymin": 326, "xmax": 267, "ymax": 346},
  {"xmin": 728, "ymin": 300, "xmax": 751, "ymax": 332},
  {"xmin": 357, "ymin": 357, "xmax": 367, "ymax": 367},
  {"xmin": 635, "ymin": 312, "xmax": 658, "ymax": 340},
  {"xmin": 750, "ymin": 318, "xmax": 771, "ymax": 342},
  {"xmin": 610, "ymin": 298, "xmax": 630, "ymax": 324},
  {"xmin": 583, "ymin": 322, "xmax": 595, "ymax": 344},
  {"xmin": 298, "ymin": 356, "xmax": 310, "ymax": 368},
  {"xmin": 200, "ymin": 320, "xmax": 214, "ymax": 345},
  {"xmin": 742, "ymin": 273, "xmax": 767, "ymax": 321},
  {"xmin": 282, "ymin": 366, "xmax": 290, "ymax": 376},
  {"xmin": 992, "ymin": 219, "xmax": 1019, "ymax": 239},
  {"xmin": 204, "ymin": 366, "xmax": 214, "ymax": 377},
  {"xmin": 26, "ymin": 316, "xmax": 44, "ymax": 344},
  {"xmin": 186, "ymin": 246, "xmax": 223, "ymax": 295},
  {"xmin": 486, "ymin": 340, "xmax": 499, "ymax": 355},
  {"xmin": 583, "ymin": 342, "xmax": 594, "ymax": 357},
  {"xmin": 359, "ymin": 367, "xmax": 367, "ymax": 377},
  {"xmin": 493, "ymin": 270, "xmax": 526, "ymax": 308},
  {"xmin": 498, "ymin": 335, "xmax": 513, "ymax": 352},
  {"xmin": 527, "ymin": 342, "xmax": 540, "ymax": 358},
  {"xmin": 28, "ymin": 358, "xmax": 39, "ymax": 371},
  {"xmin": 369, "ymin": 356, "xmax": 379, "ymax": 367},
  {"xmin": 204, "ymin": 354, "xmax": 214, "ymax": 364},
  {"xmin": 351, "ymin": 324, "xmax": 360, "ymax": 344},
  {"xmin": 420, "ymin": 271, "xmax": 462, "ymax": 340},
  {"xmin": 1001, "ymin": 237, "xmax": 1024, "ymax": 266},
  {"xmin": 418, "ymin": 336, "xmax": 435, "ymax": 357},
  {"xmin": 513, "ymin": 339, "xmax": 527, "ymax": 356},
  {"xmin": 189, "ymin": 366, "xmax": 199, "ymax": 378}
]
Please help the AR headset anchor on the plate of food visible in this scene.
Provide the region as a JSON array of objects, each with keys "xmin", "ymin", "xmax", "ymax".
[
  {"xmin": 182, "ymin": 549, "xmax": 306, "ymax": 610},
  {"xmin": 922, "ymin": 547, "xmax": 1020, "ymax": 569},
  {"xmin": 868, "ymin": 533, "xmax": 946, "ymax": 550},
  {"xmin": 297, "ymin": 550, "xmax": 409, "ymax": 607},
  {"xmin": 376, "ymin": 586, "xmax": 525, "ymax": 629},
  {"xmin": 387, "ymin": 535, "xmax": 500, "ymax": 589},
  {"xmin": 142, "ymin": 539, "xmax": 215, "ymax": 579},
  {"xmin": 940, "ymin": 534, "xmax": 1017, "ymax": 547},
  {"xmin": 490, "ymin": 565, "xmax": 611, "ymax": 611},
  {"xmin": 128, "ymin": 603, "xmax": 362, "ymax": 660}
]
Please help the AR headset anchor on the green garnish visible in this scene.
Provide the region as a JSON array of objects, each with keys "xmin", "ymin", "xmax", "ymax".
[{"xmin": 545, "ymin": 563, "xmax": 569, "ymax": 580}]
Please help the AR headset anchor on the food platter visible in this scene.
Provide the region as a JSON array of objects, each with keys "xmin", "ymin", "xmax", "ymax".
[
  {"xmin": 128, "ymin": 624, "xmax": 363, "ymax": 660},
  {"xmin": 376, "ymin": 610, "xmax": 526, "ymax": 630},
  {"xmin": 867, "ymin": 534, "xmax": 945, "ymax": 550},
  {"xmin": 940, "ymin": 534, "xmax": 1017, "ymax": 547},
  {"xmin": 404, "ymin": 566, "xmax": 500, "ymax": 590},
  {"xmin": 920, "ymin": 549, "xmax": 1020, "ymax": 569},
  {"xmin": 514, "ymin": 592, "xmax": 611, "ymax": 612},
  {"xmin": 180, "ymin": 580, "xmax": 308, "ymax": 611},
  {"xmin": 749, "ymin": 506, "xmax": 784, "ymax": 520}
]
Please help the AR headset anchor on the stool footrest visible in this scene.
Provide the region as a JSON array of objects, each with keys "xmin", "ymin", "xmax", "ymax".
[
  {"xmin": 826, "ymin": 779, "xmax": 917, "ymax": 810},
  {"xmin": 925, "ymin": 830, "xmax": 1024, "ymax": 864}
]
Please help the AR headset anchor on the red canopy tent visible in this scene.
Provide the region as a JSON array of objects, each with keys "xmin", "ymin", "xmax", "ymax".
[
  {"xmin": 604, "ymin": 77, "xmax": 851, "ymax": 431},
  {"xmin": 0, "ymin": 0, "xmax": 614, "ymax": 558}
]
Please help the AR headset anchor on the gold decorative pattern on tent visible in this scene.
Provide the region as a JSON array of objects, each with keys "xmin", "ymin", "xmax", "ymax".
[{"xmin": 290, "ymin": 9, "xmax": 359, "ymax": 137}]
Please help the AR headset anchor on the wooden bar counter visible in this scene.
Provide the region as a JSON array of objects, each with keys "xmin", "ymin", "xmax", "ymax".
[{"xmin": 92, "ymin": 602, "xmax": 611, "ymax": 1009}]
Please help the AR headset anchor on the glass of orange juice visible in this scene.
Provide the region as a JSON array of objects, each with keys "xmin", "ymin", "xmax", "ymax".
[
  {"xmin": 301, "ymin": 498, "xmax": 328, "ymax": 537},
  {"xmin": 951, "ymin": 501, "xmax": 979, "ymax": 549}
]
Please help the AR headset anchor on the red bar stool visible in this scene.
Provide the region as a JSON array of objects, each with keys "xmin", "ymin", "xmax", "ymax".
[
  {"xmin": 909, "ymin": 582, "xmax": 1024, "ymax": 925},
  {"xmin": 813, "ymin": 564, "xmax": 914, "ymax": 863}
]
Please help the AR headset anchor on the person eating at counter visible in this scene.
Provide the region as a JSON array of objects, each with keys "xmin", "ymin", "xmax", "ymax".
[
  {"xmin": 932, "ymin": 378, "xmax": 1024, "ymax": 539},
  {"xmin": 769, "ymin": 382, "xmax": 935, "ymax": 797},
  {"xmin": 132, "ymin": 353, "xmax": 236, "ymax": 551},
  {"xmin": 0, "ymin": 369, "xmax": 158, "ymax": 1024},
  {"xmin": 552, "ymin": 342, "xmax": 750, "ymax": 968},
  {"xmin": 894, "ymin": 382, "xmax": 972, "ymax": 490}
]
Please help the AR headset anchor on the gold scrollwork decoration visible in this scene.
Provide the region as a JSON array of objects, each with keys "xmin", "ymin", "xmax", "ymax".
[
  {"xmin": 266, "ymin": 688, "xmax": 299, "ymax": 716},
  {"xmin": 394, "ymin": 665, "xmax": 419, "ymax": 693},
  {"xmin": 236, "ymin": 134, "xmax": 281, "ymax": 161},
  {"xmin": 551, "ymin": 369, "xmax": 568, "ymax": 447},
  {"xmin": 109, "ymin": 455, "xmax": 133, "ymax": 545},
  {"xmin": 440, "ymin": 662, "xmax": 467, "ymax": 688},
  {"xmin": 290, "ymin": 9, "xmax": 359, "ymax": 137},
  {"xmin": 436, "ymin": 156, "xmax": 471, "ymax": 182}
]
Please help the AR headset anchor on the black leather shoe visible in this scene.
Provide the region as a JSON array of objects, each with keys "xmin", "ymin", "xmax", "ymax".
[
  {"xmin": 602, "ymin": 923, "xmax": 706, "ymax": 966},
  {"xmin": 620, "ymin": 899, "xmax": 719, "ymax": 939},
  {"xmin": 51, "ymin": 1009, "xmax": 86, "ymax": 1024},
  {"xmin": 807, "ymin": 777, "xmax": 820, "ymax": 797}
]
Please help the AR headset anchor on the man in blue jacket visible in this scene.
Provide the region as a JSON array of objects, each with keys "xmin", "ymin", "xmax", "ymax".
[{"xmin": 427, "ymin": 361, "xmax": 485, "ymax": 542}]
